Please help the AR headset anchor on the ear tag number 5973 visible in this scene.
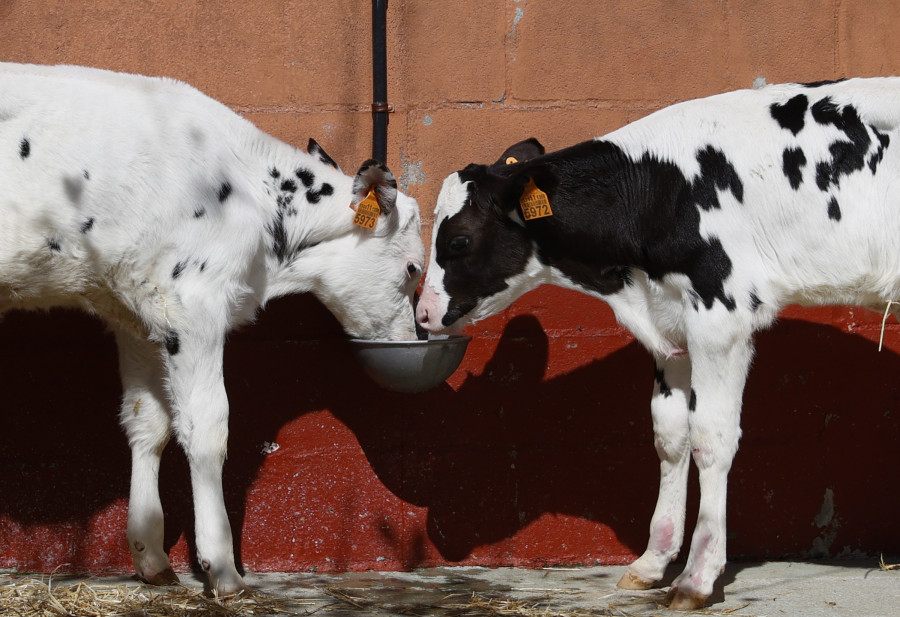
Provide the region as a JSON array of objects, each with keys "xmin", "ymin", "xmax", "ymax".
[{"xmin": 353, "ymin": 189, "xmax": 381, "ymax": 230}]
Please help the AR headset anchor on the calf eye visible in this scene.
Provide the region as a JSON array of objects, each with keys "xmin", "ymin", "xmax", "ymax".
[
  {"xmin": 449, "ymin": 235, "xmax": 470, "ymax": 253},
  {"xmin": 406, "ymin": 261, "xmax": 421, "ymax": 277}
]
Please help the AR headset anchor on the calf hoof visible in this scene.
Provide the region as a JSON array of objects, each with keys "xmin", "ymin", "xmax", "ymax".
[
  {"xmin": 616, "ymin": 569, "xmax": 657, "ymax": 590},
  {"xmin": 142, "ymin": 567, "xmax": 180, "ymax": 586},
  {"xmin": 206, "ymin": 564, "xmax": 248, "ymax": 598},
  {"xmin": 664, "ymin": 586, "xmax": 708, "ymax": 610},
  {"xmin": 212, "ymin": 579, "xmax": 250, "ymax": 598}
]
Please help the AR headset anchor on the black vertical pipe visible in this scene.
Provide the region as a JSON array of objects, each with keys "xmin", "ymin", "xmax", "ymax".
[{"xmin": 372, "ymin": 0, "xmax": 389, "ymax": 163}]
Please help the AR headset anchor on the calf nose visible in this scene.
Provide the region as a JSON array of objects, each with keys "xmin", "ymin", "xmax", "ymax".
[
  {"xmin": 416, "ymin": 303, "xmax": 429, "ymax": 325},
  {"xmin": 416, "ymin": 282, "xmax": 443, "ymax": 331}
]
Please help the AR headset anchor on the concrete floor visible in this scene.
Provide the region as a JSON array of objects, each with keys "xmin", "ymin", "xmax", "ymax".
[{"xmin": 3, "ymin": 560, "xmax": 897, "ymax": 616}]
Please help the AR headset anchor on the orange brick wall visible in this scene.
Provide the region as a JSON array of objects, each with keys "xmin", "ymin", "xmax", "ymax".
[{"xmin": 1, "ymin": 1, "xmax": 898, "ymax": 575}]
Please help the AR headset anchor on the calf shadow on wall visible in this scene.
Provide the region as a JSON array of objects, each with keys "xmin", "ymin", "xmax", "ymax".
[
  {"xmin": 325, "ymin": 313, "xmax": 900, "ymax": 566},
  {"xmin": 327, "ymin": 315, "xmax": 660, "ymax": 564},
  {"xmin": 1, "ymin": 300, "xmax": 899, "ymax": 574}
]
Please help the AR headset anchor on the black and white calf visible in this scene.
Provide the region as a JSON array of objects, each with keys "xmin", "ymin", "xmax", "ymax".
[
  {"xmin": 0, "ymin": 63, "xmax": 424, "ymax": 594},
  {"xmin": 416, "ymin": 78, "xmax": 899, "ymax": 609}
]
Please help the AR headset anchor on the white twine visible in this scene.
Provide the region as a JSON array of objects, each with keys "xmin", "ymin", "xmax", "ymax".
[{"xmin": 878, "ymin": 300, "xmax": 898, "ymax": 352}]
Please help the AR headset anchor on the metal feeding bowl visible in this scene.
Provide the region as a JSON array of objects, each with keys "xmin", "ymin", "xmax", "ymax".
[{"xmin": 349, "ymin": 334, "xmax": 472, "ymax": 393}]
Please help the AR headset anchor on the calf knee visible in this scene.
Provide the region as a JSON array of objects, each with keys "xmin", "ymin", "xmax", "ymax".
[
  {"xmin": 651, "ymin": 399, "xmax": 690, "ymax": 461},
  {"xmin": 689, "ymin": 432, "xmax": 740, "ymax": 470},
  {"xmin": 120, "ymin": 397, "xmax": 170, "ymax": 452}
]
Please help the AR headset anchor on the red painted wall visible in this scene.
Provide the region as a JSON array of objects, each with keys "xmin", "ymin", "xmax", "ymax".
[{"xmin": 1, "ymin": 1, "xmax": 899, "ymax": 575}]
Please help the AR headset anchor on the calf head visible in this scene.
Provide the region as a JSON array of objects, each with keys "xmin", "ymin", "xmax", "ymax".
[
  {"xmin": 311, "ymin": 159, "xmax": 425, "ymax": 341},
  {"xmin": 417, "ymin": 139, "xmax": 549, "ymax": 333}
]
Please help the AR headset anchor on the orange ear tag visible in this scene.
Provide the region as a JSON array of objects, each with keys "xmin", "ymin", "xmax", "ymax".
[
  {"xmin": 519, "ymin": 177, "xmax": 553, "ymax": 220},
  {"xmin": 352, "ymin": 189, "xmax": 381, "ymax": 230}
]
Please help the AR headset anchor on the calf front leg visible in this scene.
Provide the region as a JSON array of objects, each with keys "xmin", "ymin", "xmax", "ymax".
[
  {"xmin": 665, "ymin": 336, "xmax": 753, "ymax": 609},
  {"xmin": 165, "ymin": 330, "xmax": 246, "ymax": 596},
  {"xmin": 116, "ymin": 330, "xmax": 178, "ymax": 586},
  {"xmin": 618, "ymin": 354, "xmax": 691, "ymax": 590}
]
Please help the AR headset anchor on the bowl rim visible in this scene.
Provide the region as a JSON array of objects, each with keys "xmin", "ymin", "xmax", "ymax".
[{"xmin": 348, "ymin": 333, "xmax": 472, "ymax": 346}]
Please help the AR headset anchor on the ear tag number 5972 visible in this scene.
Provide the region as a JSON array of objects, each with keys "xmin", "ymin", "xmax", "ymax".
[{"xmin": 519, "ymin": 178, "xmax": 552, "ymax": 220}]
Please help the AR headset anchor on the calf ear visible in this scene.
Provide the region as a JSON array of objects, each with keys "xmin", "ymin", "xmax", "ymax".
[
  {"xmin": 308, "ymin": 138, "xmax": 341, "ymax": 171},
  {"xmin": 490, "ymin": 161, "xmax": 558, "ymax": 215},
  {"xmin": 493, "ymin": 138, "xmax": 545, "ymax": 166},
  {"xmin": 352, "ymin": 159, "xmax": 398, "ymax": 214}
]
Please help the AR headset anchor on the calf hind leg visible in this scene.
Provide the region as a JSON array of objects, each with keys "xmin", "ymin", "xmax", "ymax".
[
  {"xmin": 116, "ymin": 330, "xmax": 178, "ymax": 585},
  {"xmin": 618, "ymin": 355, "xmax": 692, "ymax": 590}
]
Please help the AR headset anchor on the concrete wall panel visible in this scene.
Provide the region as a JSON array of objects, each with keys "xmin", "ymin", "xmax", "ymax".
[{"xmin": 510, "ymin": 0, "xmax": 731, "ymax": 103}]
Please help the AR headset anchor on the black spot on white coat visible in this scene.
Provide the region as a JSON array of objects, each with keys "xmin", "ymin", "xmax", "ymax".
[
  {"xmin": 868, "ymin": 128, "xmax": 891, "ymax": 173},
  {"xmin": 267, "ymin": 168, "xmax": 302, "ymax": 263},
  {"xmin": 688, "ymin": 388, "xmax": 697, "ymax": 411},
  {"xmin": 306, "ymin": 183, "xmax": 334, "ymax": 205},
  {"xmin": 654, "ymin": 365, "xmax": 673, "ymax": 397},
  {"xmin": 782, "ymin": 147, "xmax": 807, "ymax": 189},
  {"xmin": 295, "ymin": 168, "xmax": 315, "ymax": 188},
  {"xmin": 19, "ymin": 137, "xmax": 30, "ymax": 159},
  {"xmin": 811, "ymin": 98, "xmax": 872, "ymax": 193},
  {"xmin": 217, "ymin": 182, "xmax": 232, "ymax": 202},
  {"xmin": 80, "ymin": 217, "xmax": 95, "ymax": 234},
  {"xmin": 749, "ymin": 291, "xmax": 762, "ymax": 312},
  {"xmin": 691, "ymin": 146, "xmax": 744, "ymax": 210},
  {"xmin": 269, "ymin": 208, "xmax": 289, "ymax": 263},
  {"xmin": 770, "ymin": 94, "xmax": 808, "ymax": 135},
  {"xmin": 172, "ymin": 260, "xmax": 187, "ymax": 279},
  {"xmin": 827, "ymin": 196, "xmax": 842, "ymax": 221},
  {"xmin": 165, "ymin": 331, "xmax": 180, "ymax": 355}
]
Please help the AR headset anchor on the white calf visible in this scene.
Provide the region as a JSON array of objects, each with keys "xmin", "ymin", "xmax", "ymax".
[
  {"xmin": 417, "ymin": 78, "xmax": 899, "ymax": 608},
  {"xmin": 0, "ymin": 62, "xmax": 424, "ymax": 594}
]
